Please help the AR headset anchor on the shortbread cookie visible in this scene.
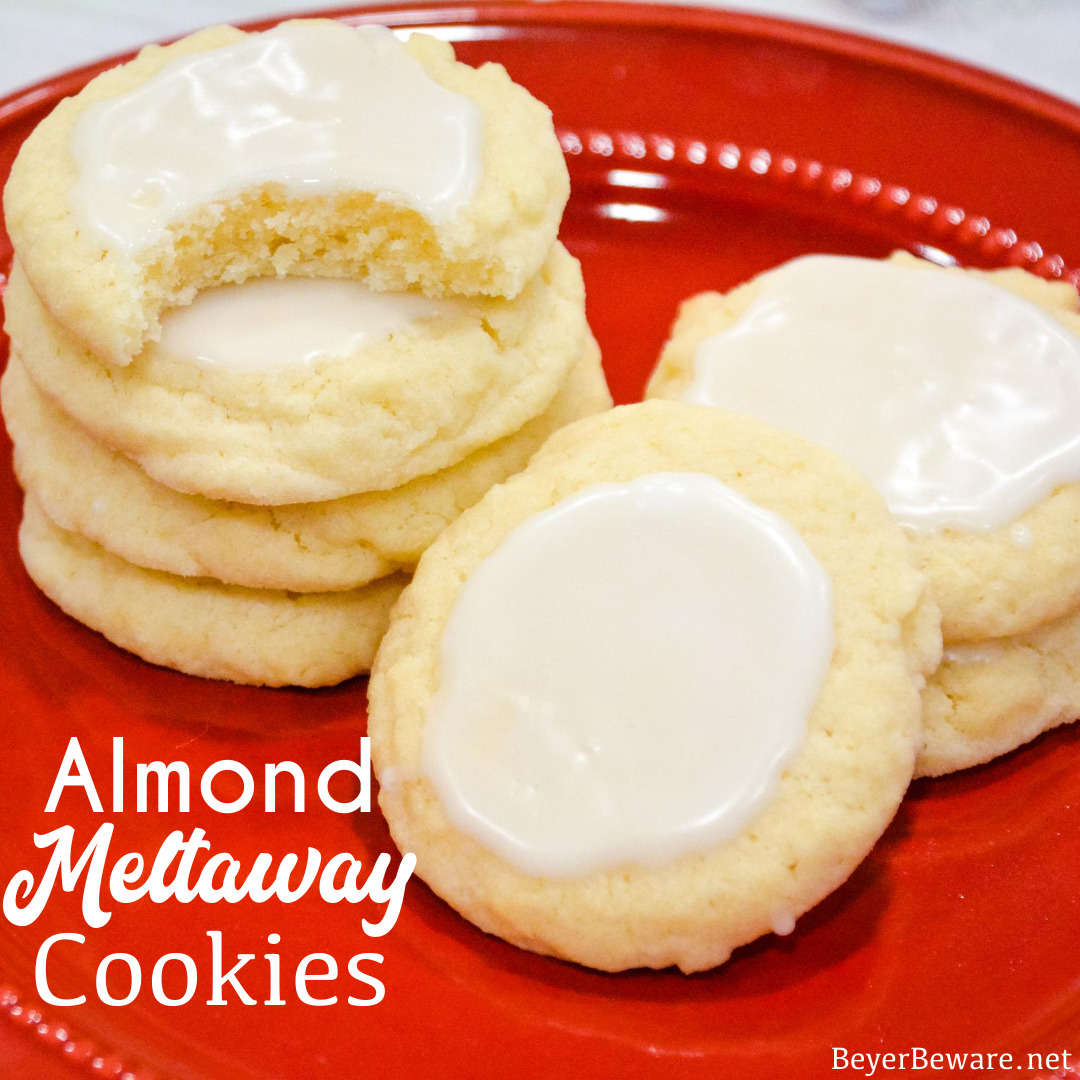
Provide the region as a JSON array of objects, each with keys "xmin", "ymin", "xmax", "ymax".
[
  {"xmin": 370, "ymin": 401, "xmax": 940, "ymax": 973},
  {"xmin": 918, "ymin": 607, "xmax": 1080, "ymax": 777},
  {"xmin": 4, "ymin": 20, "xmax": 569, "ymax": 365},
  {"xmin": 2, "ymin": 338, "xmax": 610, "ymax": 591},
  {"xmin": 647, "ymin": 252, "xmax": 1080, "ymax": 643},
  {"xmin": 19, "ymin": 498, "xmax": 407, "ymax": 687},
  {"xmin": 5, "ymin": 244, "xmax": 588, "ymax": 503}
]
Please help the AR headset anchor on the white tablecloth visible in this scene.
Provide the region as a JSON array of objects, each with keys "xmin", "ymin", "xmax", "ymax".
[{"xmin": 1, "ymin": 1, "xmax": 1079, "ymax": 106}]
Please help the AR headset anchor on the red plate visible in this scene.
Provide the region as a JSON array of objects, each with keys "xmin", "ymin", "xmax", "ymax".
[{"xmin": 2, "ymin": 5, "xmax": 1080, "ymax": 1078}]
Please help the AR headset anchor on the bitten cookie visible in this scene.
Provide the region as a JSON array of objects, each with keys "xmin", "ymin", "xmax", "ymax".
[
  {"xmin": 18, "ymin": 497, "xmax": 407, "ymax": 687},
  {"xmin": 918, "ymin": 607, "xmax": 1080, "ymax": 777},
  {"xmin": 4, "ymin": 20, "xmax": 569, "ymax": 365},
  {"xmin": 5, "ymin": 244, "xmax": 589, "ymax": 503},
  {"xmin": 2, "ymin": 338, "xmax": 610, "ymax": 591},
  {"xmin": 370, "ymin": 401, "xmax": 940, "ymax": 973},
  {"xmin": 646, "ymin": 252, "xmax": 1080, "ymax": 644}
]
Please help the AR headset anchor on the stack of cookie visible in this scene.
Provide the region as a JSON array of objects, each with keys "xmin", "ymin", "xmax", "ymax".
[
  {"xmin": 1, "ymin": 20, "xmax": 608, "ymax": 686},
  {"xmin": 647, "ymin": 251, "xmax": 1080, "ymax": 777}
]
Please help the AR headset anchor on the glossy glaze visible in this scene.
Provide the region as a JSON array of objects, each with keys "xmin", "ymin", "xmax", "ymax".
[
  {"xmin": 70, "ymin": 21, "xmax": 482, "ymax": 255},
  {"xmin": 423, "ymin": 473, "xmax": 832, "ymax": 876},
  {"xmin": 161, "ymin": 277, "xmax": 455, "ymax": 373},
  {"xmin": 684, "ymin": 254, "xmax": 1080, "ymax": 533}
]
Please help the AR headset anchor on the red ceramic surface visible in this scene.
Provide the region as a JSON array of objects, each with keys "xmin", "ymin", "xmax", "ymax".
[{"xmin": 1, "ymin": 5, "xmax": 1080, "ymax": 1079}]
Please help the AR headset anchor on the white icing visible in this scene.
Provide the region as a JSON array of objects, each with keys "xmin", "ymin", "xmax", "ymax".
[
  {"xmin": 684, "ymin": 255, "xmax": 1080, "ymax": 534},
  {"xmin": 422, "ymin": 473, "xmax": 834, "ymax": 878},
  {"xmin": 159, "ymin": 276, "xmax": 457, "ymax": 372},
  {"xmin": 771, "ymin": 911, "xmax": 797, "ymax": 936},
  {"xmin": 69, "ymin": 22, "xmax": 483, "ymax": 255}
]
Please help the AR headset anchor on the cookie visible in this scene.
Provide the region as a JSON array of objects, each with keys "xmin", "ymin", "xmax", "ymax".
[
  {"xmin": 4, "ymin": 20, "xmax": 569, "ymax": 365},
  {"xmin": 646, "ymin": 251, "xmax": 1080, "ymax": 644},
  {"xmin": 369, "ymin": 401, "xmax": 940, "ymax": 972},
  {"xmin": 2, "ymin": 337, "xmax": 610, "ymax": 591},
  {"xmin": 5, "ymin": 243, "xmax": 589, "ymax": 503},
  {"xmin": 18, "ymin": 497, "xmax": 407, "ymax": 687},
  {"xmin": 918, "ymin": 606, "xmax": 1080, "ymax": 777}
]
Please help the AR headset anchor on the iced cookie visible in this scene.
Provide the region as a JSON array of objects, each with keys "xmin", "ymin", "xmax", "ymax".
[
  {"xmin": 2, "ymin": 338, "xmax": 610, "ymax": 591},
  {"xmin": 4, "ymin": 20, "xmax": 569, "ymax": 365},
  {"xmin": 646, "ymin": 252, "xmax": 1080, "ymax": 644},
  {"xmin": 5, "ymin": 243, "xmax": 589, "ymax": 503},
  {"xmin": 369, "ymin": 401, "xmax": 940, "ymax": 973},
  {"xmin": 918, "ymin": 608, "xmax": 1080, "ymax": 777},
  {"xmin": 18, "ymin": 497, "xmax": 407, "ymax": 687}
]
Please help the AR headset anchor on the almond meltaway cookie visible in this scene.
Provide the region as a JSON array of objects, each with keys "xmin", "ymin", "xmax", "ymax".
[
  {"xmin": 2, "ymin": 339, "xmax": 609, "ymax": 591},
  {"xmin": 370, "ymin": 402, "xmax": 940, "ymax": 973},
  {"xmin": 18, "ymin": 497, "xmax": 407, "ymax": 687},
  {"xmin": 918, "ymin": 607, "xmax": 1080, "ymax": 777},
  {"xmin": 4, "ymin": 244, "xmax": 588, "ymax": 504},
  {"xmin": 4, "ymin": 20, "xmax": 569, "ymax": 365},
  {"xmin": 647, "ymin": 252, "xmax": 1080, "ymax": 645}
]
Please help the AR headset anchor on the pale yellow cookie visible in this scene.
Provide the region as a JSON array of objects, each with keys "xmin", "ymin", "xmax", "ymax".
[
  {"xmin": 2, "ymin": 338, "xmax": 610, "ymax": 591},
  {"xmin": 918, "ymin": 607, "xmax": 1080, "ymax": 777},
  {"xmin": 370, "ymin": 401, "xmax": 940, "ymax": 973},
  {"xmin": 646, "ymin": 252, "xmax": 1080, "ymax": 644},
  {"xmin": 5, "ymin": 244, "xmax": 589, "ymax": 503},
  {"xmin": 18, "ymin": 497, "xmax": 407, "ymax": 687},
  {"xmin": 4, "ymin": 21, "xmax": 569, "ymax": 365}
]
